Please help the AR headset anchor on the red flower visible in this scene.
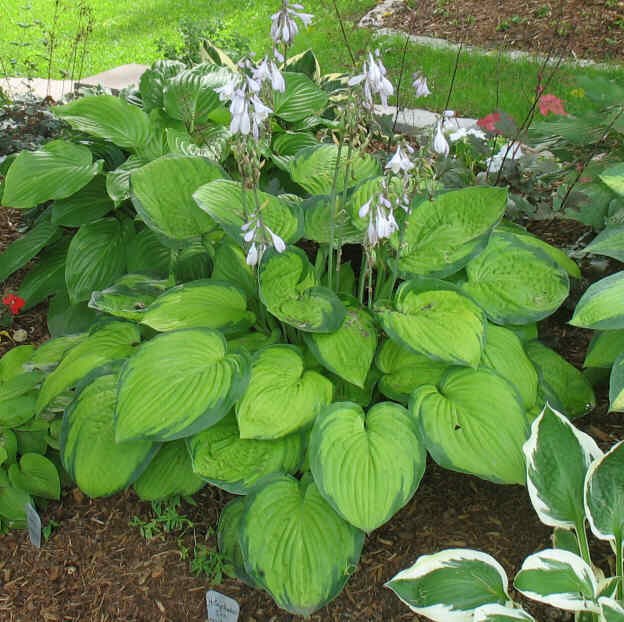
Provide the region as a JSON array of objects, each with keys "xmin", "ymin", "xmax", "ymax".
[
  {"xmin": 477, "ymin": 112, "xmax": 502, "ymax": 133},
  {"xmin": 2, "ymin": 294, "xmax": 26, "ymax": 315},
  {"xmin": 538, "ymin": 94, "xmax": 567, "ymax": 116}
]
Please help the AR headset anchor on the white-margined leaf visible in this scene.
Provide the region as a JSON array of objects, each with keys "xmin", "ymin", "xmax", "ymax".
[
  {"xmin": 600, "ymin": 596, "xmax": 624, "ymax": 621},
  {"xmin": 473, "ymin": 604, "xmax": 535, "ymax": 621}
]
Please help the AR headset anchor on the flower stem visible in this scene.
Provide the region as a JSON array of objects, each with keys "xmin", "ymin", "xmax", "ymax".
[
  {"xmin": 327, "ymin": 137, "xmax": 344, "ymax": 291},
  {"xmin": 617, "ymin": 533, "xmax": 623, "ymax": 601}
]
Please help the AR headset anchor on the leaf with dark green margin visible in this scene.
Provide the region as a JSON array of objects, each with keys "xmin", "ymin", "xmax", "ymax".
[
  {"xmin": 115, "ymin": 329, "xmax": 250, "ymax": 442},
  {"xmin": 584, "ymin": 330, "xmax": 624, "ymax": 368},
  {"xmin": 273, "ymin": 72, "xmax": 329, "ymax": 122},
  {"xmin": 609, "ymin": 352, "xmax": 624, "ymax": 412},
  {"xmin": 217, "ymin": 498, "xmax": 257, "ymax": 586},
  {"xmin": 2, "ymin": 140, "xmax": 102, "ymax": 209},
  {"xmin": 240, "ymin": 473, "xmax": 364, "ymax": 617},
  {"xmin": 8, "ymin": 453, "xmax": 60, "ymax": 500},
  {"xmin": 582, "ymin": 225, "xmax": 624, "ymax": 262},
  {"xmin": 187, "ymin": 412, "xmax": 304, "ymax": 493},
  {"xmin": 570, "ymin": 272, "xmax": 624, "ymax": 330}
]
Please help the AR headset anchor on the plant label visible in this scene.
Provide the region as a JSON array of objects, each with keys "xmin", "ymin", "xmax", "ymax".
[
  {"xmin": 205, "ymin": 590, "xmax": 239, "ymax": 622},
  {"xmin": 26, "ymin": 502, "xmax": 41, "ymax": 549}
]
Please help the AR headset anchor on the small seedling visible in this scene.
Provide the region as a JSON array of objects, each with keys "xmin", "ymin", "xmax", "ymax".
[{"xmin": 43, "ymin": 519, "xmax": 60, "ymax": 542}]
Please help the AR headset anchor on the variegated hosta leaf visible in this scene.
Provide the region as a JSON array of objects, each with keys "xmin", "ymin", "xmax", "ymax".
[
  {"xmin": 60, "ymin": 370, "xmax": 157, "ymax": 498},
  {"xmin": 273, "ymin": 72, "xmax": 329, "ymax": 122},
  {"xmin": 473, "ymin": 604, "xmax": 535, "ymax": 621},
  {"xmin": 610, "ymin": 352, "xmax": 624, "ymax": 412},
  {"xmin": 139, "ymin": 59, "xmax": 186, "ymax": 112},
  {"xmin": 288, "ymin": 144, "xmax": 380, "ymax": 196},
  {"xmin": 377, "ymin": 279, "xmax": 487, "ymax": 368},
  {"xmin": 211, "ymin": 240, "xmax": 256, "ymax": 300},
  {"xmin": 304, "ymin": 302, "xmax": 376, "ymax": 388},
  {"xmin": 36, "ymin": 321, "xmax": 141, "ymax": 414},
  {"xmin": 2, "ymin": 140, "xmax": 103, "ymax": 209},
  {"xmin": 525, "ymin": 341, "xmax": 596, "ymax": 419},
  {"xmin": 480, "ymin": 324, "xmax": 538, "ymax": 410},
  {"xmin": 309, "ymin": 401, "xmax": 425, "ymax": 533},
  {"xmin": 410, "ymin": 367, "xmax": 528, "ymax": 484},
  {"xmin": 166, "ymin": 126, "xmax": 231, "ymax": 163},
  {"xmin": 133, "ymin": 439, "xmax": 204, "ymax": 501},
  {"xmin": 259, "ymin": 247, "xmax": 346, "ymax": 333},
  {"xmin": 131, "ymin": 154, "xmax": 223, "ymax": 241},
  {"xmin": 462, "ymin": 231, "xmax": 569, "ymax": 325},
  {"xmin": 193, "ymin": 179, "xmax": 303, "ymax": 244},
  {"xmin": 514, "ymin": 549, "xmax": 599, "ymax": 613},
  {"xmin": 584, "ymin": 330, "xmax": 624, "ymax": 369},
  {"xmin": 140, "ymin": 280, "xmax": 255, "ymax": 334},
  {"xmin": 217, "ymin": 497, "xmax": 257, "ymax": 586},
  {"xmin": 386, "ymin": 549, "xmax": 509, "ymax": 621},
  {"xmin": 375, "ymin": 339, "xmax": 449, "ymax": 404},
  {"xmin": 187, "ymin": 412, "xmax": 304, "ymax": 494},
  {"xmin": 585, "ymin": 440, "xmax": 624, "ymax": 544},
  {"xmin": 235, "ymin": 345, "xmax": 332, "ymax": 439},
  {"xmin": 302, "ymin": 195, "xmax": 363, "ymax": 244},
  {"xmin": 8, "ymin": 453, "xmax": 60, "ymax": 500},
  {"xmin": 570, "ymin": 272, "xmax": 624, "ymax": 330},
  {"xmin": 54, "ymin": 95, "xmax": 152, "ymax": 151},
  {"xmin": 582, "ymin": 225, "xmax": 624, "ymax": 262},
  {"xmin": 240, "ymin": 473, "xmax": 364, "ymax": 616},
  {"xmin": 523, "ymin": 404, "xmax": 602, "ymax": 529},
  {"xmin": 399, "ymin": 186, "xmax": 507, "ymax": 278},
  {"xmin": 600, "ymin": 596, "xmax": 624, "ymax": 621},
  {"xmin": 88, "ymin": 274, "xmax": 169, "ymax": 321},
  {"xmin": 115, "ymin": 329, "xmax": 250, "ymax": 442}
]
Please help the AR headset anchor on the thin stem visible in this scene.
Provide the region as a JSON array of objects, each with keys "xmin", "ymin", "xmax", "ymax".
[
  {"xmin": 367, "ymin": 255, "xmax": 373, "ymax": 308},
  {"xmin": 442, "ymin": 42, "xmax": 463, "ymax": 116},
  {"xmin": 330, "ymin": 0, "xmax": 356, "ymax": 68},
  {"xmin": 327, "ymin": 138, "xmax": 344, "ymax": 291},
  {"xmin": 335, "ymin": 246, "xmax": 343, "ymax": 293},
  {"xmin": 575, "ymin": 520, "xmax": 592, "ymax": 567},
  {"xmin": 617, "ymin": 533, "xmax": 623, "ymax": 601},
  {"xmin": 358, "ymin": 250, "xmax": 367, "ymax": 304},
  {"xmin": 390, "ymin": 33, "xmax": 411, "ymax": 140}
]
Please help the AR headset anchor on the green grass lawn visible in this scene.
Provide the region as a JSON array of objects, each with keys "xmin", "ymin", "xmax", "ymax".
[{"xmin": 2, "ymin": 0, "xmax": 623, "ymax": 121}]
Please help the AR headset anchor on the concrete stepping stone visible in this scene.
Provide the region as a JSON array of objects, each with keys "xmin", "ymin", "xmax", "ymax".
[{"xmin": 75, "ymin": 63, "xmax": 149, "ymax": 95}]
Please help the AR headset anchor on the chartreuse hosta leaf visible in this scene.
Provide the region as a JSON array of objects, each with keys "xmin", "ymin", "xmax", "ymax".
[
  {"xmin": 187, "ymin": 412, "xmax": 303, "ymax": 494},
  {"xmin": 375, "ymin": 339, "xmax": 449, "ymax": 404},
  {"xmin": 570, "ymin": 272, "xmax": 624, "ymax": 330},
  {"xmin": 309, "ymin": 401, "xmax": 425, "ymax": 533},
  {"xmin": 584, "ymin": 330, "xmax": 624, "ymax": 368},
  {"xmin": 0, "ymin": 345, "xmax": 34, "ymax": 382},
  {"xmin": 89, "ymin": 274, "xmax": 169, "ymax": 321},
  {"xmin": 273, "ymin": 72, "xmax": 329, "ymax": 122},
  {"xmin": 304, "ymin": 301, "xmax": 376, "ymax": 388},
  {"xmin": 193, "ymin": 179, "xmax": 303, "ymax": 245},
  {"xmin": 259, "ymin": 248, "xmax": 346, "ymax": 333},
  {"xmin": 399, "ymin": 186, "xmax": 507, "ymax": 278},
  {"xmin": 582, "ymin": 225, "xmax": 624, "ymax": 262},
  {"xmin": 524, "ymin": 405, "xmax": 602, "ymax": 529},
  {"xmin": 0, "ymin": 485, "xmax": 31, "ymax": 526},
  {"xmin": 212, "ymin": 240, "xmax": 256, "ymax": 300},
  {"xmin": 65, "ymin": 217, "xmax": 133, "ymax": 304},
  {"xmin": 133, "ymin": 440, "xmax": 204, "ymax": 501},
  {"xmin": 480, "ymin": 324, "xmax": 538, "ymax": 410},
  {"xmin": 240, "ymin": 473, "xmax": 364, "ymax": 616},
  {"xmin": 377, "ymin": 279, "xmax": 487, "ymax": 368},
  {"xmin": 410, "ymin": 368, "xmax": 528, "ymax": 484},
  {"xmin": 140, "ymin": 280, "xmax": 255, "ymax": 334},
  {"xmin": 386, "ymin": 549, "xmax": 510, "ymax": 621},
  {"xmin": 473, "ymin": 604, "xmax": 535, "ymax": 621},
  {"xmin": 236, "ymin": 345, "xmax": 332, "ymax": 439},
  {"xmin": 0, "ymin": 370, "xmax": 43, "ymax": 402},
  {"xmin": 36, "ymin": 321, "xmax": 141, "ymax": 414},
  {"xmin": 8, "ymin": 453, "xmax": 60, "ymax": 500},
  {"xmin": 600, "ymin": 162, "xmax": 624, "ymax": 197},
  {"xmin": 3, "ymin": 140, "xmax": 103, "ymax": 209},
  {"xmin": 217, "ymin": 497, "xmax": 257, "ymax": 587},
  {"xmin": 600, "ymin": 596, "xmax": 624, "ymax": 621},
  {"xmin": 462, "ymin": 231, "xmax": 569, "ymax": 325},
  {"xmin": 514, "ymin": 549, "xmax": 599, "ymax": 613},
  {"xmin": 115, "ymin": 329, "xmax": 250, "ymax": 442},
  {"xmin": 610, "ymin": 353, "xmax": 624, "ymax": 412},
  {"xmin": 131, "ymin": 154, "xmax": 224, "ymax": 241},
  {"xmin": 302, "ymin": 195, "xmax": 363, "ymax": 245},
  {"xmin": 525, "ymin": 341, "xmax": 596, "ymax": 419},
  {"xmin": 288, "ymin": 144, "xmax": 380, "ymax": 195},
  {"xmin": 0, "ymin": 394, "xmax": 36, "ymax": 428},
  {"xmin": 60, "ymin": 370, "xmax": 157, "ymax": 497}
]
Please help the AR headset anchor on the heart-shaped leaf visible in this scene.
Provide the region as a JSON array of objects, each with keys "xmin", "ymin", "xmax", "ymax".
[
  {"xmin": 8, "ymin": 453, "xmax": 60, "ymax": 500},
  {"xmin": 570, "ymin": 271, "xmax": 624, "ymax": 330},
  {"xmin": 51, "ymin": 176, "xmax": 114, "ymax": 226},
  {"xmin": 273, "ymin": 72, "xmax": 329, "ymax": 122},
  {"xmin": 217, "ymin": 497, "xmax": 257, "ymax": 586}
]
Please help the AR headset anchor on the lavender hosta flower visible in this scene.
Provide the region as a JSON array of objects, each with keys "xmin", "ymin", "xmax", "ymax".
[
  {"xmin": 433, "ymin": 121, "xmax": 449, "ymax": 157},
  {"xmin": 359, "ymin": 194, "xmax": 398, "ymax": 246},
  {"xmin": 253, "ymin": 56, "xmax": 285, "ymax": 93},
  {"xmin": 386, "ymin": 145, "xmax": 414, "ymax": 175},
  {"xmin": 349, "ymin": 50, "xmax": 394, "ymax": 109},
  {"xmin": 412, "ymin": 72, "xmax": 431, "ymax": 98},
  {"xmin": 241, "ymin": 218, "xmax": 286, "ymax": 266},
  {"xmin": 270, "ymin": 1, "xmax": 313, "ymax": 48}
]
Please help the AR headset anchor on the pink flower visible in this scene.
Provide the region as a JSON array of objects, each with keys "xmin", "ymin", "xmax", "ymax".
[
  {"xmin": 477, "ymin": 112, "xmax": 502, "ymax": 133},
  {"xmin": 538, "ymin": 94, "xmax": 567, "ymax": 116}
]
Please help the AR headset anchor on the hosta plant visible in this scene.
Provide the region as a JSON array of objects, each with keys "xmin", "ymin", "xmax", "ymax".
[{"xmin": 387, "ymin": 405, "xmax": 623, "ymax": 622}]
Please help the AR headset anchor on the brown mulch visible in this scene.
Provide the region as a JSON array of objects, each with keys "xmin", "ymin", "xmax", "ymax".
[{"xmin": 384, "ymin": 0, "xmax": 624, "ymax": 63}]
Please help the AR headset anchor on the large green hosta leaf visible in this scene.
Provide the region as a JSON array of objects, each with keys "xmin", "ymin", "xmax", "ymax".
[
  {"xmin": 410, "ymin": 367, "xmax": 528, "ymax": 484},
  {"xmin": 525, "ymin": 340, "xmax": 595, "ymax": 419},
  {"xmin": 570, "ymin": 272, "xmax": 624, "ymax": 330},
  {"xmin": 133, "ymin": 440, "xmax": 204, "ymax": 501},
  {"xmin": 259, "ymin": 247, "xmax": 346, "ymax": 333},
  {"xmin": 54, "ymin": 95, "xmax": 152, "ymax": 151},
  {"xmin": 166, "ymin": 126, "xmax": 231, "ymax": 163},
  {"xmin": 36, "ymin": 321, "xmax": 141, "ymax": 413},
  {"xmin": 236, "ymin": 345, "xmax": 333, "ymax": 439},
  {"xmin": 217, "ymin": 497, "xmax": 257, "ymax": 586},
  {"xmin": 462, "ymin": 232, "xmax": 569, "ymax": 325},
  {"xmin": 26, "ymin": 334, "xmax": 86, "ymax": 372},
  {"xmin": 65, "ymin": 217, "xmax": 132, "ymax": 304},
  {"xmin": 125, "ymin": 228, "xmax": 170, "ymax": 277},
  {"xmin": 480, "ymin": 324, "xmax": 538, "ymax": 410},
  {"xmin": 582, "ymin": 225, "xmax": 624, "ymax": 263},
  {"xmin": 309, "ymin": 401, "xmax": 425, "ymax": 533},
  {"xmin": 2, "ymin": 140, "xmax": 103, "ymax": 209},
  {"xmin": 302, "ymin": 195, "xmax": 362, "ymax": 244},
  {"xmin": 273, "ymin": 72, "xmax": 329, "ymax": 122},
  {"xmin": 51, "ymin": 176, "xmax": 114, "ymax": 227},
  {"xmin": 212, "ymin": 240, "xmax": 256, "ymax": 300},
  {"xmin": 289, "ymin": 144, "xmax": 380, "ymax": 195},
  {"xmin": 140, "ymin": 279, "xmax": 254, "ymax": 333},
  {"xmin": 584, "ymin": 330, "xmax": 624, "ymax": 369},
  {"xmin": 115, "ymin": 329, "xmax": 250, "ymax": 442},
  {"xmin": 0, "ymin": 485, "xmax": 31, "ymax": 525},
  {"xmin": 60, "ymin": 370, "xmax": 156, "ymax": 497},
  {"xmin": 106, "ymin": 155, "xmax": 147, "ymax": 203},
  {"xmin": 304, "ymin": 302, "xmax": 376, "ymax": 388},
  {"xmin": 139, "ymin": 59, "xmax": 186, "ymax": 112},
  {"xmin": 240, "ymin": 473, "xmax": 364, "ymax": 616},
  {"xmin": 610, "ymin": 352, "xmax": 624, "ymax": 412},
  {"xmin": 524, "ymin": 405, "xmax": 602, "ymax": 529},
  {"xmin": 193, "ymin": 179, "xmax": 303, "ymax": 244},
  {"xmin": 0, "ymin": 345, "xmax": 34, "ymax": 381},
  {"xmin": 399, "ymin": 186, "xmax": 507, "ymax": 278},
  {"xmin": 131, "ymin": 154, "xmax": 223, "ymax": 240},
  {"xmin": 377, "ymin": 279, "xmax": 487, "ymax": 368},
  {"xmin": 8, "ymin": 453, "xmax": 60, "ymax": 500},
  {"xmin": 187, "ymin": 412, "xmax": 303, "ymax": 493}
]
